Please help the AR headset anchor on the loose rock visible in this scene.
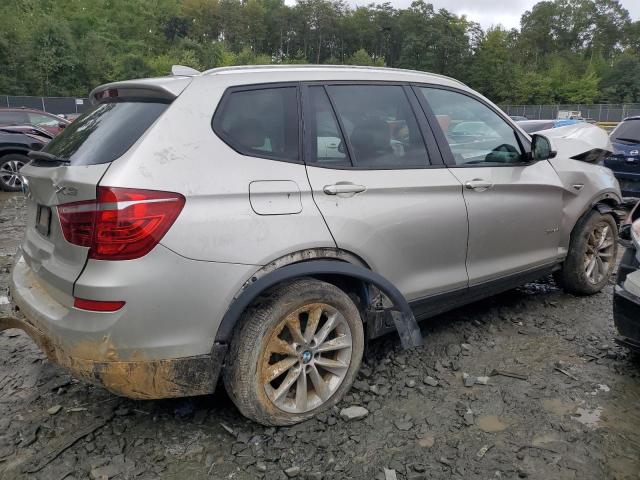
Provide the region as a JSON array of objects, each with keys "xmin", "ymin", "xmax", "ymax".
[
  {"xmin": 47, "ymin": 405, "xmax": 62, "ymax": 415},
  {"xmin": 423, "ymin": 376, "xmax": 439, "ymax": 387},
  {"xmin": 284, "ymin": 466, "xmax": 300, "ymax": 478},
  {"xmin": 418, "ymin": 436, "xmax": 435, "ymax": 448},
  {"xmin": 384, "ymin": 468, "xmax": 398, "ymax": 480},
  {"xmin": 339, "ymin": 406, "xmax": 369, "ymax": 421}
]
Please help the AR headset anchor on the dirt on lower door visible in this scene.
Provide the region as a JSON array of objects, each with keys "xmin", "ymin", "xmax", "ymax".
[{"xmin": 0, "ymin": 191, "xmax": 639, "ymax": 480}]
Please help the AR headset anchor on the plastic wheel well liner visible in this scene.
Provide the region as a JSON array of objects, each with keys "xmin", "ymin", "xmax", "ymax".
[{"xmin": 214, "ymin": 260, "xmax": 423, "ymax": 350}]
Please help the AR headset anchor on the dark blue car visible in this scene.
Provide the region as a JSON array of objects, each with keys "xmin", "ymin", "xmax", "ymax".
[{"xmin": 605, "ymin": 117, "xmax": 640, "ymax": 198}]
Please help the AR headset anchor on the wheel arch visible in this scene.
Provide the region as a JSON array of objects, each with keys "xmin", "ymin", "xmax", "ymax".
[
  {"xmin": 592, "ymin": 197, "xmax": 623, "ymax": 223},
  {"xmin": 566, "ymin": 191, "xmax": 623, "ymax": 244},
  {"xmin": 0, "ymin": 147, "xmax": 30, "ymax": 158},
  {"xmin": 214, "ymin": 255, "xmax": 423, "ymax": 351}
]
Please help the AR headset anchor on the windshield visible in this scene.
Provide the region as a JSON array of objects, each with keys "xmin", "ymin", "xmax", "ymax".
[
  {"xmin": 611, "ymin": 119, "xmax": 640, "ymax": 144},
  {"xmin": 44, "ymin": 100, "xmax": 169, "ymax": 165}
]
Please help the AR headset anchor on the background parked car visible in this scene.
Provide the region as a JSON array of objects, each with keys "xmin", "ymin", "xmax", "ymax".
[
  {"xmin": 0, "ymin": 125, "xmax": 51, "ymax": 191},
  {"xmin": 516, "ymin": 118, "xmax": 586, "ymax": 134},
  {"xmin": 0, "ymin": 108, "xmax": 70, "ymax": 136},
  {"xmin": 509, "ymin": 115, "xmax": 528, "ymax": 121},
  {"xmin": 605, "ymin": 117, "xmax": 640, "ymax": 198},
  {"xmin": 615, "ymin": 200, "xmax": 640, "ymax": 352}
]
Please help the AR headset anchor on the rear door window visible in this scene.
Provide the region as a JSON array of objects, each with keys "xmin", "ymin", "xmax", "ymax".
[
  {"xmin": 213, "ymin": 86, "xmax": 299, "ymax": 162},
  {"xmin": 305, "ymin": 86, "xmax": 351, "ymax": 167},
  {"xmin": 44, "ymin": 100, "xmax": 169, "ymax": 165},
  {"xmin": 324, "ymin": 85, "xmax": 429, "ymax": 169}
]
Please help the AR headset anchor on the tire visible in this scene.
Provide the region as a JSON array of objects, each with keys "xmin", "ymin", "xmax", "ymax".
[
  {"xmin": 554, "ymin": 210, "xmax": 618, "ymax": 295},
  {"xmin": 0, "ymin": 154, "xmax": 28, "ymax": 192},
  {"xmin": 223, "ymin": 278, "xmax": 364, "ymax": 426}
]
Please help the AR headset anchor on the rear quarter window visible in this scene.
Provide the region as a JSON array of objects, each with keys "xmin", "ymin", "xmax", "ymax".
[
  {"xmin": 44, "ymin": 100, "xmax": 169, "ymax": 165},
  {"xmin": 212, "ymin": 86, "xmax": 299, "ymax": 162}
]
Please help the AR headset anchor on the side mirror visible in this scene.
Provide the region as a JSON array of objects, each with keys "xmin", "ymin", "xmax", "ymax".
[
  {"xmin": 58, "ymin": 122, "xmax": 67, "ymax": 129},
  {"xmin": 531, "ymin": 134, "xmax": 557, "ymax": 161}
]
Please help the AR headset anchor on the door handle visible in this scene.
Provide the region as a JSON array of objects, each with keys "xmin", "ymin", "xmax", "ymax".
[
  {"xmin": 323, "ymin": 183, "xmax": 366, "ymax": 195},
  {"xmin": 464, "ymin": 179, "xmax": 493, "ymax": 191}
]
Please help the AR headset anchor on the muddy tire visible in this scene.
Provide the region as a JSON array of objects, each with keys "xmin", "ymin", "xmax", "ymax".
[
  {"xmin": 223, "ymin": 278, "xmax": 364, "ymax": 426},
  {"xmin": 554, "ymin": 210, "xmax": 618, "ymax": 295},
  {"xmin": 0, "ymin": 154, "xmax": 27, "ymax": 192}
]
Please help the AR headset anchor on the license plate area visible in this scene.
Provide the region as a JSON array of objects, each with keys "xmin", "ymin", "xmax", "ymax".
[{"xmin": 36, "ymin": 205, "xmax": 51, "ymax": 237}]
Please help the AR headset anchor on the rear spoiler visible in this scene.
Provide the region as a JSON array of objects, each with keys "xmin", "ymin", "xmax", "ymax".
[{"xmin": 89, "ymin": 74, "xmax": 194, "ymax": 105}]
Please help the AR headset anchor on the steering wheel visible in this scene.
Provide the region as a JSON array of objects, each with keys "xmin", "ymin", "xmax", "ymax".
[{"xmin": 486, "ymin": 143, "xmax": 520, "ymax": 163}]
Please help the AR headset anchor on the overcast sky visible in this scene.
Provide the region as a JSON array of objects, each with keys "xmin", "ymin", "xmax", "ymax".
[{"xmin": 344, "ymin": 0, "xmax": 640, "ymax": 30}]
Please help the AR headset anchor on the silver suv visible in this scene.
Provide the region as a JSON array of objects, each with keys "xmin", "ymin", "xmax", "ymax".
[{"xmin": 3, "ymin": 66, "xmax": 622, "ymax": 425}]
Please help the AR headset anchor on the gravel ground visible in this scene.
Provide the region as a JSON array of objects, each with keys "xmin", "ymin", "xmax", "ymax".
[{"xmin": 1, "ymin": 191, "xmax": 639, "ymax": 480}]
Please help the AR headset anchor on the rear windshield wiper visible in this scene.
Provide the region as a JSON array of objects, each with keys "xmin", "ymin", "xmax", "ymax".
[
  {"xmin": 28, "ymin": 151, "xmax": 70, "ymax": 164},
  {"xmin": 613, "ymin": 137, "xmax": 640, "ymax": 144}
]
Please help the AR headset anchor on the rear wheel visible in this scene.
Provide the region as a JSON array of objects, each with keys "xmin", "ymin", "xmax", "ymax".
[
  {"xmin": 0, "ymin": 154, "xmax": 27, "ymax": 192},
  {"xmin": 554, "ymin": 210, "xmax": 618, "ymax": 295},
  {"xmin": 224, "ymin": 278, "xmax": 364, "ymax": 425}
]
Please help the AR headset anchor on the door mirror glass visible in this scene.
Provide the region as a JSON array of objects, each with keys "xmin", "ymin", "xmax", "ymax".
[{"xmin": 531, "ymin": 134, "xmax": 556, "ymax": 161}]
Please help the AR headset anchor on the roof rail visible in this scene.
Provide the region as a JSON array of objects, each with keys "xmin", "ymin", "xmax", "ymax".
[
  {"xmin": 201, "ymin": 64, "xmax": 466, "ymax": 87},
  {"xmin": 171, "ymin": 65, "xmax": 200, "ymax": 76}
]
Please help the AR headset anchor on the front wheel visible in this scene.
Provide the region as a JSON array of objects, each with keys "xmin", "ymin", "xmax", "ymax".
[
  {"xmin": 554, "ymin": 210, "xmax": 618, "ymax": 295},
  {"xmin": 0, "ymin": 154, "xmax": 27, "ymax": 192},
  {"xmin": 224, "ymin": 278, "xmax": 364, "ymax": 426}
]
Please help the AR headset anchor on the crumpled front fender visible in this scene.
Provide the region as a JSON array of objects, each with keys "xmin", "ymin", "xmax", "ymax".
[{"xmin": 541, "ymin": 123, "xmax": 613, "ymax": 160}]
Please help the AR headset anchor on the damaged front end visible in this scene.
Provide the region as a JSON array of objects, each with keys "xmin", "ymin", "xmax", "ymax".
[
  {"xmin": 531, "ymin": 123, "xmax": 622, "ymax": 246},
  {"xmin": 537, "ymin": 122, "xmax": 613, "ymax": 165}
]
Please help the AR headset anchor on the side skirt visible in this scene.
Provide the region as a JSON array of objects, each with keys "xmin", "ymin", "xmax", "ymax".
[{"xmin": 368, "ymin": 263, "xmax": 558, "ymax": 339}]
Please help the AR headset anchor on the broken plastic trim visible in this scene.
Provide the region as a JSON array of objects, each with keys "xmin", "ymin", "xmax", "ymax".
[
  {"xmin": 216, "ymin": 260, "xmax": 424, "ymax": 350},
  {"xmin": 571, "ymin": 148, "xmax": 610, "ymax": 164}
]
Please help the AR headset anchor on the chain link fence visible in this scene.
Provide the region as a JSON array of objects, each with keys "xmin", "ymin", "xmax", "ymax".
[
  {"xmin": 500, "ymin": 103, "xmax": 640, "ymax": 122},
  {"xmin": 3, "ymin": 95, "xmax": 640, "ymax": 123},
  {"xmin": 1, "ymin": 95, "xmax": 90, "ymax": 115}
]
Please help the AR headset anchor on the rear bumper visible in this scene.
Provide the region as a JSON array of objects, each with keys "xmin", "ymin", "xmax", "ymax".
[
  {"xmin": 613, "ymin": 247, "xmax": 640, "ymax": 352},
  {"xmin": 0, "ymin": 312, "xmax": 227, "ymax": 399},
  {"xmin": 6, "ymin": 246, "xmax": 256, "ymax": 399}
]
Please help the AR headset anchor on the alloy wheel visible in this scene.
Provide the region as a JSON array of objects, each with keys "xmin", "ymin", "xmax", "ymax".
[
  {"xmin": 584, "ymin": 222, "xmax": 615, "ymax": 284},
  {"xmin": 0, "ymin": 159, "xmax": 24, "ymax": 190},
  {"xmin": 261, "ymin": 302, "xmax": 353, "ymax": 414}
]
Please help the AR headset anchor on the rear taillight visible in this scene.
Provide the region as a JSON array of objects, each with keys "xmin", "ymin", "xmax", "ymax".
[{"xmin": 58, "ymin": 187, "xmax": 185, "ymax": 260}]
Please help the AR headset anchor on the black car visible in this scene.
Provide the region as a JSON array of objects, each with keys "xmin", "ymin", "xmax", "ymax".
[
  {"xmin": 0, "ymin": 125, "xmax": 51, "ymax": 192},
  {"xmin": 615, "ymin": 201, "xmax": 640, "ymax": 352},
  {"xmin": 605, "ymin": 117, "xmax": 640, "ymax": 198}
]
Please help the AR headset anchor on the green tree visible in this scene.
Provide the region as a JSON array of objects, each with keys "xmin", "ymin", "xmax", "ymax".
[
  {"xmin": 601, "ymin": 53, "xmax": 640, "ymax": 102},
  {"xmin": 345, "ymin": 48, "xmax": 384, "ymax": 66},
  {"xmin": 0, "ymin": 0, "xmax": 637, "ymax": 105}
]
